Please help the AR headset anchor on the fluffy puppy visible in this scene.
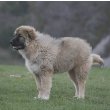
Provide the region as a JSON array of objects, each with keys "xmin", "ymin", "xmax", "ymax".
[{"xmin": 10, "ymin": 25, "xmax": 103, "ymax": 100}]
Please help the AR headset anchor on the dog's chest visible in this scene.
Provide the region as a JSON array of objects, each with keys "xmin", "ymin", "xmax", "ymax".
[{"xmin": 25, "ymin": 60, "xmax": 40, "ymax": 74}]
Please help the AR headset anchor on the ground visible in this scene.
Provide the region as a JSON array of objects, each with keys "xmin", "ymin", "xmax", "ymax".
[{"xmin": 0, "ymin": 65, "xmax": 110, "ymax": 110}]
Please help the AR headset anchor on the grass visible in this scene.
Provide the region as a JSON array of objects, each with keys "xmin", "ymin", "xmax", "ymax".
[{"xmin": 0, "ymin": 65, "xmax": 110, "ymax": 110}]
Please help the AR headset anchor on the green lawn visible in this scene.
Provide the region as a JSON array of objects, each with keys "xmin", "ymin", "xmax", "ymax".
[{"xmin": 0, "ymin": 65, "xmax": 110, "ymax": 110}]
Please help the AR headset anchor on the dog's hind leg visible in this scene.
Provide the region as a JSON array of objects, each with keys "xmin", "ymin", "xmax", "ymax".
[
  {"xmin": 69, "ymin": 61, "xmax": 92, "ymax": 99},
  {"xmin": 68, "ymin": 69, "xmax": 79, "ymax": 98},
  {"xmin": 69, "ymin": 68, "xmax": 87, "ymax": 99}
]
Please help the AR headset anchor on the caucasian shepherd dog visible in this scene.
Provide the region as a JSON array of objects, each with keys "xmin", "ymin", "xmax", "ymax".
[{"xmin": 10, "ymin": 25, "xmax": 103, "ymax": 100}]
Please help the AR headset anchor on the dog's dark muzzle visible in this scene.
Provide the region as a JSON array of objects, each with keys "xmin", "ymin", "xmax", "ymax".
[
  {"xmin": 10, "ymin": 37, "xmax": 18, "ymax": 47},
  {"xmin": 10, "ymin": 39, "xmax": 15, "ymax": 46},
  {"xmin": 10, "ymin": 37, "xmax": 25, "ymax": 50}
]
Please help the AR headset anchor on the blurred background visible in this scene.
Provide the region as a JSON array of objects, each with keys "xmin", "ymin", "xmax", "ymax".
[{"xmin": 0, "ymin": 1, "xmax": 110, "ymax": 67}]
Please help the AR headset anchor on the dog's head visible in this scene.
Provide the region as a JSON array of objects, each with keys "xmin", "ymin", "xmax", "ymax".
[{"xmin": 10, "ymin": 25, "xmax": 36, "ymax": 50}]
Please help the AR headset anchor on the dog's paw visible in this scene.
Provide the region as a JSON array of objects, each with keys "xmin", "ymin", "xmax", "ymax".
[
  {"xmin": 73, "ymin": 95, "xmax": 85, "ymax": 99},
  {"xmin": 38, "ymin": 94, "xmax": 49, "ymax": 100}
]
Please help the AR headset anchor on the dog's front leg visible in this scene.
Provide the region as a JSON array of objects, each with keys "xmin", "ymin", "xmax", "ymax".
[
  {"xmin": 34, "ymin": 70, "xmax": 53, "ymax": 100},
  {"xmin": 38, "ymin": 71, "xmax": 53, "ymax": 100}
]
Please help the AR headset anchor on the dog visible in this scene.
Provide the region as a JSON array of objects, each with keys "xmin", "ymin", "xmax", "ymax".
[{"xmin": 10, "ymin": 25, "xmax": 104, "ymax": 100}]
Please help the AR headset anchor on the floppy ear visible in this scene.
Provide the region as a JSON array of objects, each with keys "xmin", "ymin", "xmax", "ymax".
[{"xmin": 27, "ymin": 27, "xmax": 36, "ymax": 40}]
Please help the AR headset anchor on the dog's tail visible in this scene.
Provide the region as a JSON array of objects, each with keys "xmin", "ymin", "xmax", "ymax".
[{"xmin": 91, "ymin": 54, "xmax": 104, "ymax": 66}]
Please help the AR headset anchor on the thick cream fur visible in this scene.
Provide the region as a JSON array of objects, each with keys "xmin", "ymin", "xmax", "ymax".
[{"xmin": 14, "ymin": 26, "xmax": 102, "ymax": 100}]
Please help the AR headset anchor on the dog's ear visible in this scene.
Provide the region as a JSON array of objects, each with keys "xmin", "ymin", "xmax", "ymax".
[{"xmin": 26, "ymin": 27, "xmax": 36, "ymax": 40}]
